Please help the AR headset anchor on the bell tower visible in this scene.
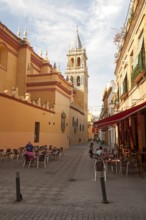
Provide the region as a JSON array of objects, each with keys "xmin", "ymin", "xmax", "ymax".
[{"xmin": 65, "ymin": 29, "xmax": 88, "ymax": 113}]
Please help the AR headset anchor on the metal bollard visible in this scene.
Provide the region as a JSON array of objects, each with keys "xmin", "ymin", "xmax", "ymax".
[
  {"xmin": 16, "ymin": 172, "xmax": 22, "ymax": 202},
  {"xmin": 100, "ymin": 170, "xmax": 109, "ymax": 204}
]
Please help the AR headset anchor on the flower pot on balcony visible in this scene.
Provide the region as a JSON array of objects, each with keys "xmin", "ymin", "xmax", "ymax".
[{"xmin": 134, "ymin": 71, "xmax": 145, "ymax": 84}]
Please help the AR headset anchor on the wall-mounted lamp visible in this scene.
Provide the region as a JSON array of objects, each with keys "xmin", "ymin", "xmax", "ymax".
[{"xmin": 4, "ymin": 90, "xmax": 8, "ymax": 94}]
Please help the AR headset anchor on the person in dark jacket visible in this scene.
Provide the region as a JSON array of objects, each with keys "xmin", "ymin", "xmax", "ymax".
[
  {"xmin": 25, "ymin": 141, "xmax": 33, "ymax": 152},
  {"xmin": 89, "ymin": 142, "xmax": 94, "ymax": 158}
]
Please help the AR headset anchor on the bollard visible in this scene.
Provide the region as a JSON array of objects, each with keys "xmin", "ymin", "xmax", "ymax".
[
  {"xmin": 100, "ymin": 170, "xmax": 109, "ymax": 204},
  {"xmin": 16, "ymin": 172, "xmax": 22, "ymax": 202}
]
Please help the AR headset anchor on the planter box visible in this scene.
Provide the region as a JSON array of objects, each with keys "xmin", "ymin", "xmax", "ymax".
[
  {"xmin": 134, "ymin": 71, "xmax": 145, "ymax": 84},
  {"xmin": 120, "ymin": 92, "xmax": 128, "ymax": 101}
]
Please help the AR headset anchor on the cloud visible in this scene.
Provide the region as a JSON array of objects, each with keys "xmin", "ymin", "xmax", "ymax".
[{"xmin": 0, "ymin": 0, "xmax": 129, "ymax": 115}]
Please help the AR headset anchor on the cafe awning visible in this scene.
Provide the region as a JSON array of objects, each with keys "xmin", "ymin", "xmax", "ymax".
[{"xmin": 94, "ymin": 101, "xmax": 146, "ymax": 128}]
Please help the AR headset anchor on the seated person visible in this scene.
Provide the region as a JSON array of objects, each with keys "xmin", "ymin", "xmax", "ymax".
[
  {"xmin": 39, "ymin": 148, "xmax": 47, "ymax": 156},
  {"xmin": 25, "ymin": 142, "xmax": 33, "ymax": 152},
  {"xmin": 96, "ymin": 146, "xmax": 103, "ymax": 156},
  {"xmin": 89, "ymin": 146, "xmax": 93, "ymax": 158},
  {"xmin": 89, "ymin": 142, "xmax": 94, "ymax": 158},
  {"xmin": 25, "ymin": 142, "xmax": 35, "ymax": 160}
]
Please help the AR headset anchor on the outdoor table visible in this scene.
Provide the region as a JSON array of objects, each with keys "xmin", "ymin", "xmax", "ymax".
[{"xmin": 105, "ymin": 158, "xmax": 121, "ymax": 174}]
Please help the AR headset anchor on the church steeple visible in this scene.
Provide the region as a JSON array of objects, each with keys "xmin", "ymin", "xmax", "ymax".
[
  {"xmin": 72, "ymin": 28, "xmax": 82, "ymax": 49},
  {"xmin": 65, "ymin": 28, "xmax": 88, "ymax": 113},
  {"xmin": 65, "ymin": 28, "xmax": 88, "ymax": 89}
]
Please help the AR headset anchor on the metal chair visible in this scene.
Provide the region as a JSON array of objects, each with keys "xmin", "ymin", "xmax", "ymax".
[
  {"xmin": 12, "ymin": 149, "xmax": 20, "ymax": 160},
  {"xmin": 23, "ymin": 154, "xmax": 33, "ymax": 168},
  {"xmin": 0, "ymin": 148, "xmax": 12, "ymax": 160},
  {"xmin": 37, "ymin": 154, "xmax": 46, "ymax": 168}
]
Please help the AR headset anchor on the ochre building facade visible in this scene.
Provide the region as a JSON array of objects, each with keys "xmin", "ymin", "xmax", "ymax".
[
  {"xmin": 0, "ymin": 22, "xmax": 88, "ymax": 150},
  {"xmin": 94, "ymin": 0, "xmax": 146, "ymax": 152}
]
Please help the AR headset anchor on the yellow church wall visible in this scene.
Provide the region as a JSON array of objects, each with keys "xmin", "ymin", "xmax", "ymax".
[
  {"xmin": 0, "ymin": 94, "xmax": 69, "ymax": 150},
  {"xmin": 26, "ymin": 72, "xmax": 71, "ymax": 109},
  {"xmin": 41, "ymin": 63, "xmax": 52, "ymax": 74},
  {"xmin": 69, "ymin": 105, "xmax": 87, "ymax": 145},
  {"xmin": 6, "ymin": 52, "xmax": 17, "ymax": 90},
  {"xmin": 55, "ymin": 89, "xmax": 70, "ymax": 142},
  {"xmin": 27, "ymin": 73, "xmax": 52, "ymax": 84},
  {"xmin": 31, "ymin": 65, "xmax": 40, "ymax": 75},
  {"xmin": 28, "ymin": 90, "xmax": 55, "ymax": 108},
  {"xmin": 0, "ymin": 42, "xmax": 17, "ymax": 92},
  {"xmin": 17, "ymin": 47, "xmax": 30, "ymax": 96}
]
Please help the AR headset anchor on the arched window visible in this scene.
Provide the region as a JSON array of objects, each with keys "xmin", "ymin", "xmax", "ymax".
[
  {"xmin": 77, "ymin": 76, "xmax": 80, "ymax": 86},
  {"xmin": 77, "ymin": 57, "xmax": 81, "ymax": 66},
  {"xmin": 70, "ymin": 58, "xmax": 74, "ymax": 67},
  {"xmin": 70, "ymin": 76, "xmax": 74, "ymax": 83},
  {"xmin": 76, "ymin": 119, "xmax": 78, "ymax": 127},
  {"xmin": 0, "ymin": 43, "xmax": 8, "ymax": 70}
]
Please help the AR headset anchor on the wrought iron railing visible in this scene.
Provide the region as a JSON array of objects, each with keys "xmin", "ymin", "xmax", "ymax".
[
  {"xmin": 131, "ymin": 64, "xmax": 143, "ymax": 83},
  {"xmin": 131, "ymin": 52, "xmax": 145, "ymax": 85}
]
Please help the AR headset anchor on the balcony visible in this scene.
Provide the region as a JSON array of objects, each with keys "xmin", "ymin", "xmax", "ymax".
[
  {"xmin": 120, "ymin": 92, "xmax": 128, "ymax": 101},
  {"xmin": 131, "ymin": 64, "xmax": 145, "ymax": 84}
]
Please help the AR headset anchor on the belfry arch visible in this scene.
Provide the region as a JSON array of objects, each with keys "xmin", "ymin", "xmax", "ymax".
[{"xmin": 77, "ymin": 57, "xmax": 81, "ymax": 67}]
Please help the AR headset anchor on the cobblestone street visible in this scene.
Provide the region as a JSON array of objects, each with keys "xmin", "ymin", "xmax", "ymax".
[{"xmin": 0, "ymin": 143, "xmax": 146, "ymax": 220}]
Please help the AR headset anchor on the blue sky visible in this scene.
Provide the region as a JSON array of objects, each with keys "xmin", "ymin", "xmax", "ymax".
[{"xmin": 0, "ymin": 0, "xmax": 130, "ymax": 116}]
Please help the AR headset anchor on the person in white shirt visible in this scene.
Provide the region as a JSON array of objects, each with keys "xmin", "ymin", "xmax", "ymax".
[{"xmin": 96, "ymin": 146, "xmax": 103, "ymax": 156}]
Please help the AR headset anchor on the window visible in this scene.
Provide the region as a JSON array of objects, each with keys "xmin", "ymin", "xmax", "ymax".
[
  {"xmin": 70, "ymin": 76, "xmax": 73, "ymax": 83},
  {"xmin": 77, "ymin": 119, "xmax": 78, "ymax": 127},
  {"xmin": 70, "ymin": 58, "xmax": 74, "ymax": 67},
  {"xmin": 0, "ymin": 43, "xmax": 8, "ymax": 70},
  {"xmin": 123, "ymin": 74, "xmax": 128, "ymax": 93},
  {"xmin": 138, "ymin": 41, "xmax": 145, "ymax": 68},
  {"xmin": 132, "ymin": 32, "xmax": 144, "ymax": 70},
  {"xmin": 34, "ymin": 122, "xmax": 40, "ymax": 143},
  {"xmin": 130, "ymin": 51, "xmax": 133, "ymax": 72},
  {"xmin": 116, "ymin": 88, "xmax": 119, "ymax": 98},
  {"xmin": 77, "ymin": 76, "xmax": 80, "ymax": 86},
  {"xmin": 120, "ymin": 74, "xmax": 128, "ymax": 100},
  {"xmin": 131, "ymin": 38, "xmax": 145, "ymax": 85},
  {"xmin": 77, "ymin": 57, "xmax": 81, "ymax": 66}
]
